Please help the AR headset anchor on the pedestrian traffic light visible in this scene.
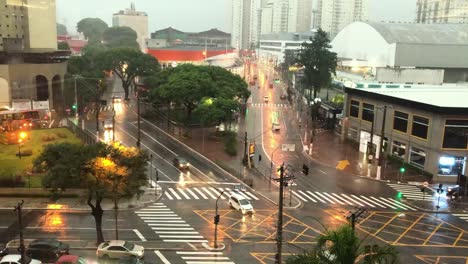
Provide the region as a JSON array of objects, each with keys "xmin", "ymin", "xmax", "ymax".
[
  {"xmin": 397, "ymin": 192, "xmax": 403, "ymax": 199},
  {"xmin": 72, "ymin": 104, "xmax": 77, "ymax": 110},
  {"xmin": 400, "ymin": 167, "xmax": 405, "ymax": 173},
  {"xmin": 302, "ymin": 164, "xmax": 309, "ymax": 175},
  {"xmin": 214, "ymin": 214, "xmax": 220, "ymax": 224}
]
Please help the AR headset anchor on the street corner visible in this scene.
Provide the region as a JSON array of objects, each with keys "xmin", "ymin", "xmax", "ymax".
[
  {"xmin": 193, "ymin": 209, "xmax": 322, "ymax": 244},
  {"xmin": 356, "ymin": 212, "xmax": 468, "ymax": 248}
]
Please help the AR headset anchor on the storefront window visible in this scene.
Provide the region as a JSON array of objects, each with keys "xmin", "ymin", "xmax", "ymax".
[
  {"xmin": 350, "ymin": 100, "xmax": 359, "ymax": 118},
  {"xmin": 409, "ymin": 147, "xmax": 426, "ymax": 168},
  {"xmin": 411, "ymin": 115, "xmax": 429, "ymax": 139},
  {"xmin": 393, "ymin": 111, "xmax": 408, "ymax": 133},
  {"xmin": 361, "ymin": 103, "xmax": 375, "ymax": 122},
  {"xmin": 442, "ymin": 120, "xmax": 468, "ymax": 149},
  {"xmin": 438, "ymin": 156, "xmax": 465, "ymax": 176},
  {"xmin": 392, "ymin": 140, "xmax": 406, "ymax": 159}
]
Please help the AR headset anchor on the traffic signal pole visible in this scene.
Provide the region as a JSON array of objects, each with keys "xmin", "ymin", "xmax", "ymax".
[
  {"xmin": 275, "ymin": 164, "xmax": 285, "ymax": 264},
  {"xmin": 213, "ymin": 190, "xmax": 225, "ymax": 249},
  {"xmin": 14, "ymin": 200, "xmax": 26, "ymax": 264}
]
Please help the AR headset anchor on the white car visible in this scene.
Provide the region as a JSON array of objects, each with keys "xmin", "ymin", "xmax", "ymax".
[
  {"xmin": 96, "ymin": 241, "xmax": 144, "ymax": 259},
  {"xmin": 103, "ymin": 119, "xmax": 113, "ymax": 130},
  {"xmin": 0, "ymin": 254, "xmax": 42, "ymax": 264},
  {"xmin": 229, "ymin": 193, "xmax": 254, "ymax": 215}
]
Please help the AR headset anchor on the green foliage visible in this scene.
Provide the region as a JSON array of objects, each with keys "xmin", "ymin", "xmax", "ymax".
[
  {"xmin": 58, "ymin": 42, "xmax": 70, "ymax": 51},
  {"xmin": 298, "ymin": 28, "xmax": 337, "ymax": 99},
  {"xmin": 77, "ymin": 18, "xmax": 108, "ymax": 44},
  {"xmin": 56, "ymin": 23, "xmax": 68, "ymax": 35},
  {"xmin": 287, "ymin": 225, "xmax": 399, "ymax": 264},
  {"xmin": 98, "ymin": 48, "xmax": 161, "ymax": 100},
  {"xmin": 150, "ymin": 64, "xmax": 249, "ymax": 124},
  {"xmin": 332, "ymin": 94, "xmax": 344, "ymax": 104},
  {"xmin": 103, "ymin": 26, "xmax": 139, "ymax": 50}
]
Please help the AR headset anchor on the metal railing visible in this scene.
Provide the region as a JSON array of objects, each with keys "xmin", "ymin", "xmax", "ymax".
[{"xmin": 65, "ymin": 119, "xmax": 96, "ymax": 145}]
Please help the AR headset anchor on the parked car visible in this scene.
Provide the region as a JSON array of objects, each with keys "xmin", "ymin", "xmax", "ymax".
[
  {"xmin": 0, "ymin": 243, "xmax": 9, "ymax": 257},
  {"xmin": 26, "ymin": 239, "xmax": 69, "ymax": 262},
  {"xmin": 55, "ymin": 255, "xmax": 87, "ymax": 264},
  {"xmin": 0, "ymin": 254, "xmax": 41, "ymax": 264},
  {"xmin": 229, "ymin": 193, "xmax": 254, "ymax": 215},
  {"xmin": 96, "ymin": 240, "xmax": 144, "ymax": 259},
  {"xmin": 173, "ymin": 156, "xmax": 190, "ymax": 170}
]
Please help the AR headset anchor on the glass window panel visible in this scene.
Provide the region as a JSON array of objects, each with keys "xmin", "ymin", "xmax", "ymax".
[
  {"xmin": 410, "ymin": 147, "xmax": 426, "ymax": 168},
  {"xmin": 391, "ymin": 140, "xmax": 406, "ymax": 159},
  {"xmin": 393, "ymin": 111, "xmax": 408, "ymax": 133},
  {"xmin": 350, "ymin": 100, "xmax": 359, "ymax": 118},
  {"xmin": 411, "ymin": 115, "xmax": 429, "ymax": 139},
  {"xmin": 361, "ymin": 103, "xmax": 374, "ymax": 122},
  {"xmin": 442, "ymin": 120, "xmax": 468, "ymax": 149}
]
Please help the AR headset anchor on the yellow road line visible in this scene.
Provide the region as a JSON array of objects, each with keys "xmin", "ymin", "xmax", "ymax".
[
  {"xmin": 453, "ymin": 231, "xmax": 466, "ymax": 247},
  {"xmin": 435, "ymin": 256, "xmax": 441, "ymax": 264},
  {"xmin": 393, "ymin": 214, "xmax": 425, "ymax": 245},
  {"xmin": 238, "ymin": 212, "xmax": 277, "ymax": 241},
  {"xmin": 357, "ymin": 211, "xmax": 375, "ymax": 226},
  {"xmin": 423, "ymin": 222, "xmax": 444, "ymax": 246},
  {"xmin": 373, "ymin": 213, "xmax": 401, "ymax": 237}
]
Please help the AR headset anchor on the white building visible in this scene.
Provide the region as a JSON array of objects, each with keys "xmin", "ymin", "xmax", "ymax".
[
  {"xmin": 416, "ymin": 0, "xmax": 468, "ymax": 24},
  {"xmin": 288, "ymin": 0, "xmax": 313, "ymax": 32},
  {"xmin": 258, "ymin": 31, "xmax": 314, "ymax": 65},
  {"xmin": 231, "ymin": 0, "xmax": 255, "ymax": 50},
  {"xmin": 112, "ymin": 3, "xmax": 148, "ymax": 52},
  {"xmin": 318, "ymin": 0, "xmax": 369, "ymax": 37}
]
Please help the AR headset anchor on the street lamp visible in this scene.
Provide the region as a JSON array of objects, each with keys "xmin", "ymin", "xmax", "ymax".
[
  {"xmin": 213, "ymin": 190, "xmax": 225, "ymax": 249},
  {"xmin": 17, "ymin": 132, "xmax": 27, "ymax": 159}
]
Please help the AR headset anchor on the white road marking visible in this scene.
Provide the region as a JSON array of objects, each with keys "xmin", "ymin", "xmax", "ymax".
[
  {"xmin": 177, "ymin": 188, "xmax": 191, "ymax": 199},
  {"xmin": 154, "ymin": 250, "xmax": 171, "ymax": 264},
  {"xmin": 341, "ymin": 194, "xmax": 364, "ymax": 207},
  {"xmin": 133, "ymin": 229, "xmax": 147, "ymax": 241},
  {"xmin": 331, "ymin": 193, "xmax": 353, "ymax": 205},
  {"xmin": 350, "ymin": 194, "xmax": 375, "ymax": 208},
  {"xmin": 176, "ymin": 252, "xmax": 223, "ymax": 255},
  {"xmin": 168, "ymin": 188, "xmax": 182, "ymax": 200},
  {"xmin": 359, "ymin": 195, "xmax": 386, "ymax": 208},
  {"xmin": 202, "ymin": 187, "xmax": 218, "ymax": 199},
  {"xmin": 159, "ymin": 235, "xmax": 204, "ymax": 238},
  {"xmin": 152, "ymin": 227, "xmax": 195, "ymax": 230},
  {"xmin": 292, "ymin": 191, "xmax": 307, "ymax": 202},
  {"xmin": 298, "ymin": 190, "xmax": 317, "ymax": 202},
  {"xmin": 193, "ymin": 187, "xmax": 209, "ymax": 199},
  {"xmin": 318, "ymin": 169, "xmax": 327, "ymax": 175},
  {"xmin": 182, "ymin": 257, "xmax": 230, "ymax": 260},
  {"xmin": 369, "ymin": 196, "xmax": 397, "ymax": 209},
  {"xmin": 163, "ymin": 239, "xmax": 208, "ymax": 243},
  {"xmin": 186, "ymin": 188, "xmax": 200, "ymax": 199},
  {"xmin": 306, "ymin": 191, "xmax": 325, "ymax": 203}
]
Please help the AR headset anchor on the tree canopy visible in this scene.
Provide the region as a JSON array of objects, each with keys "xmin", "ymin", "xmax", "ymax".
[
  {"xmin": 286, "ymin": 225, "xmax": 399, "ymax": 264},
  {"xmin": 34, "ymin": 142, "xmax": 149, "ymax": 244},
  {"xmin": 103, "ymin": 26, "xmax": 140, "ymax": 50},
  {"xmin": 77, "ymin": 18, "xmax": 109, "ymax": 44},
  {"xmin": 297, "ymin": 28, "xmax": 337, "ymax": 99},
  {"xmin": 98, "ymin": 48, "xmax": 161, "ymax": 100},
  {"xmin": 149, "ymin": 64, "xmax": 249, "ymax": 125},
  {"xmin": 56, "ymin": 23, "xmax": 68, "ymax": 35}
]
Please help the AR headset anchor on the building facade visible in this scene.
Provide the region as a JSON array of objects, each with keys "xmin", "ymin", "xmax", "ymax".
[
  {"xmin": 231, "ymin": 0, "xmax": 253, "ymax": 50},
  {"xmin": 258, "ymin": 31, "xmax": 314, "ymax": 65},
  {"xmin": 112, "ymin": 3, "xmax": 149, "ymax": 52},
  {"xmin": 344, "ymin": 84, "xmax": 468, "ymax": 183},
  {"xmin": 0, "ymin": 0, "xmax": 68, "ymax": 114},
  {"xmin": 416, "ymin": 0, "xmax": 468, "ymax": 23},
  {"xmin": 318, "ymin": 0, "xmax": 369, "ymax": 37}
]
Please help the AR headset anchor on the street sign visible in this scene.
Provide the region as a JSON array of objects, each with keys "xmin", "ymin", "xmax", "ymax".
[
  {"xmin": 336, "ymin": 160, "xmax": 350, "ymax": 170},
  {"xmin": 249, "ymin": 141, "xmax": 255, "ymax": 157},
  {"xmin": 282, "ymin": 144, "xmax": 295, "ymax": 152}
]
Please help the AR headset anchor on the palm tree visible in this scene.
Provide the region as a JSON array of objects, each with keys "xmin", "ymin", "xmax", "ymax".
[{"xmin": 287, "ymin": 225, "xmax": 399, "ymax": 264}]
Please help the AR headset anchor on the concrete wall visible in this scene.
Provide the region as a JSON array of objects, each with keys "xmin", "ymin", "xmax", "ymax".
[
  {"xmin": 345, "ymin": 93, "xmax": 468, "ymax": 183},
  {"xmin": 376, "ymin": 68, "xmax": 444, "ymax": 85},
  {"xmin": 395, "ymin": 44, "xmax": 468, "ymax": 68},
  {"xmin": 24, "ymin": 0, "xmax": 57, "ymax": 51}
]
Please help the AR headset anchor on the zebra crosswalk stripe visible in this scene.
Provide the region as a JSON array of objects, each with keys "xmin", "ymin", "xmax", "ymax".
[
  {"xmin": 168, "ymin": 188, "xmax": 182, "ymax": 200},
  {"xmin": 185, "ymin": 189, "xmax": 199, "ymax": 200},
  {"xmin": 164, "ymin": 191, "xmax": 173, "ymax": 200},
  {"xmin": 177, "ymin": 188, "xmax": 191, "ymax": 200},
  {"xmin": 298, "ymin": 190, "xmax": 317, "ymax": 202},
  {"xmin": 332, "ymin": 193, "xmax": 353, "ymax": 205},
  {"xmin": 323, "ymin": 192, "xmax": 343, "ymax": 204},
  {"xmin": 351, "ymin": 194, "xmax": 375, "ymax": 208},
  {"xmin": 243, "ymin": 191, "xmax": 260, "ymax": 200},
  {"xmin": 202, "ymin": 187, "xmax": 217, "ymax": 199},
  {"xmin": 316, "ymin": 192, "xmax": 336, "ymax": 204},
  {"xmin": 307, "ymin": 191, "xmax": 325, "ymax": 203},
  {"xmin": 369, "ymin": 196, "xmax": 397, "ymax": 209},
  {"xmin": 292, "ymin": 191, "xmax": 307, "ymax": 202},
  {"xmin": 193, "ymin": 187, "xmax": 208, "ymax": 199},
  {"xmin": 342, "ymin": 194, "xmax": 365, "ymax": 207}
]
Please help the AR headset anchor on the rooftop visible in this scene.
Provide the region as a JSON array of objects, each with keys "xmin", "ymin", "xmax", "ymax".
[
  {"xmin": 365, "ymin": 21, "xmax": 468, "ymax": 45},
  {"xmin": 260, "ymin": 31, "xmax": 315, "ymax": 41},
  {"xmin": 348, "ymin": 83, "xmax": 468, "ymax": 108}
]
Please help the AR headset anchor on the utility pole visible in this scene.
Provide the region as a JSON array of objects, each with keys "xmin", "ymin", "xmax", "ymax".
[
  {"xmin": 112, "ymin": 96, "xmax": 116, "ymax": 142},
  {"xmin": 74, "ymin": 76, "xmax": 79, "ymax": 118},
  {"xmin": 96, "ymin": 100, "xmax": 100, "ymax": 143},
  {"xmin": 367, "ymin": 116, "xmax": 375, "ymax": 177},
  {"xmin": 14, "ymin": 200, "xmax": 26, "ymax": 264},
  {"xmin": 347, "ymin": 208, "xmax": 366, "ymax": 232},
  {"xmin": 243, "ymin": 131, "xmax": 248, "ymax": 166},
  {"xmin": 275, "ymin": 163, "xmax": 285, "ymax": 264},
  {"xmin": 136, "ymin": 89, "xmax": 141, "ymax": 148},
  {"xmin": 376, "ymin": 106, "xmax": 387, "ymax": 180}
]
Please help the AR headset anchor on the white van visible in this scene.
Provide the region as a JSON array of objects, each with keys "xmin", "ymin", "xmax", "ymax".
[{"xmin": 229, "ymin": 193, "xmax": 254, "ymax": 215}]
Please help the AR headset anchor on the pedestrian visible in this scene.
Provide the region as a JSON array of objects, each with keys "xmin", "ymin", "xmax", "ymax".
[{"xmin": 258, "ymin": 154, "xmax": 262, "ymax": 162}]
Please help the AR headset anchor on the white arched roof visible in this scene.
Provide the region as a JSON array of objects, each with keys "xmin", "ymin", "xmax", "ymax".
[{"xmin": 332, "ymin": 21, "xmax": 468, "ymax": 68}]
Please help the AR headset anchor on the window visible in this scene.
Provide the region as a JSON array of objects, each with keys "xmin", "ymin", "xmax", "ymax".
[
  {"xmin": 411, "ymin": 115, "xmax": 429, "ymax": 139},
  {"xmin": 442, "ymin": 120, "xmax": 468, "ymax": 149},
  {"xmin": 438, "ymin": 156, "xmax": 465, "ymax": 176},
  {"xmin": 409, "ymin": 147, "xmax": 426, "ymax": 168},
  {"xmin": 393, "ymin": 111, "xmax": 408, "ymax": 133},
  {"xmin": 349, "ymin": 100, "xmax": 359, "ymax": 118},
  {"xmin": 391, "ymin": 140, "xmax": 406, "ymax": 159},
  {"xmin": 361, "ymin": 103, "xmax": 374, "ymax": 122}
]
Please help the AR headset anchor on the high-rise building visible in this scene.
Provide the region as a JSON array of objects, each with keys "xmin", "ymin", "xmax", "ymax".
[
  {"xmin": 416, "ymin": 0, "xmax": 468, "ymax": 23},
  {"xmin": 0, "ymin": 0, "xmax": 68, "ymax": 114},
  {"xmin": 260, "ymin": 1, "xmax": 274, "ymax": 35},
  {"xmin": 231, "ymin": 0, "xmax": 252, "ymax": 50},
  {"xmin": 318, "ymin": 0, "xmax": 369, "ymax": 37},
  {"xmin": 112, "ymin": 3, "xmax": 149, "ymax": 52},
  {"xmin": 288, "ymin": 0, "xmax": 313, "ymax": 32}
]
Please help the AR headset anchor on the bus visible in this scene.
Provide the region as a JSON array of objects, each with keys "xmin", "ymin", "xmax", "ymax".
[
  {"xmin": 0, "ymin": 110, "xmax": 47, "ymax": 144},
  {"xmin": 272, "ymin": 111, "xmax": 280, "ymax": 131}
]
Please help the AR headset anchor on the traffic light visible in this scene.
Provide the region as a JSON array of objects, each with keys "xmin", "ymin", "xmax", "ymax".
[
  {"xmin": 72, "ymin": 104, "xmax": 77, "ymax": 110},
  {"xmin": 397, "ymin": 192, "xmax": 403, "ymax": 199},
  {"xmin": 400, "ymin": 167, "xmax": 405, "ymax": 173},
  {"xmin": 214, "ymin": 214, "xmax": 220, "ymax": 225},
  {"xmin": 302, "ymin": 164, "xmax": 309, "ymax": 175}
]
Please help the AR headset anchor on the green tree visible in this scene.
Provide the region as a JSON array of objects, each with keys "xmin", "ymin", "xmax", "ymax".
[
  {"xmin": 297, "ymin": 28, "xmax": 337, "ymax": 100},
  {"xmin": 286, "ymin": 225, "xmax": 399, "ymax": 264},
  {"xmin": 77, "ymin": 18, "xmax": 109, "ymax": 44},
  {"xmin": 56, "ymin": 23, "xmax": 68, "ymax": 35},
  {"xmin": 58, "ymin": 42, "xmax": 70, "ymax": 51},
  {"xmin": 34, "ymin": 142, "xmax": 149, "ymax": 244},
  {"xmin": 103, "ymin": 26, "xmax": 140, "ymax": 50},
  {"xmin": 98, "ymin": 48, "xmax": 161, "ymax": 100}
]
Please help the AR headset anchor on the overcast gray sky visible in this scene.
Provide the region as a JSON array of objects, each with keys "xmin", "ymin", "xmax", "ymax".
[{"xmin": 57, "ymin": 0, "xmax": 416, "ymax": 35}]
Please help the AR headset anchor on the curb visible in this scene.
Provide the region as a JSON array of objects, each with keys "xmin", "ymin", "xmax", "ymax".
[{"xmin": 202, "ymin": 242, "xmax": 225, "ymax": 251}]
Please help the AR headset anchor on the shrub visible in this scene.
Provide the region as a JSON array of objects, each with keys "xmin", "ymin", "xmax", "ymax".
[
  {"xmin": 0, "ymin": 176, "xmax": 25, "ymax": 188},
  {"xmin": 41, "ymin": 134, "xmax": 56, "ymax": 142},
  {"xmin": 56, "ymin": 132, "xmax": 67, "ymax": 139},
  {"xmin": 18, "ymin": 149, "xmax": 33, "ymax": 156}
]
